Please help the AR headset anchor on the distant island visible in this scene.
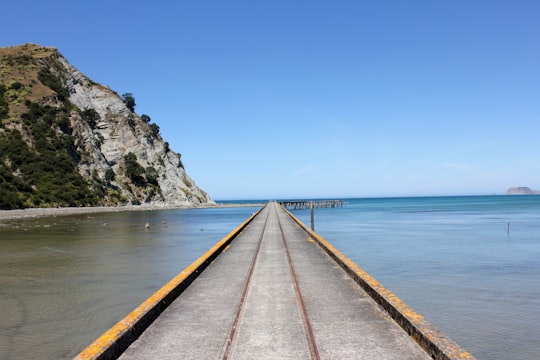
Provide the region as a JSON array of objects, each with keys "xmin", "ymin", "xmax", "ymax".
[{"xmin": 506, "ymin": 187, "xmax": 540, "ymax": 195}]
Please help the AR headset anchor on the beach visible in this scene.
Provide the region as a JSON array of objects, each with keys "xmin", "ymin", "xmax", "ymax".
[{"xmin": 0, "ymin": 203, "xmax": 264, "ymax": 223}]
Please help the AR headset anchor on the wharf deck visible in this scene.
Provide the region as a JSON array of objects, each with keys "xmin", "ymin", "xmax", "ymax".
[{"xmin": 75, "ymin": 202, "xmax": 475, "ymax": 360}]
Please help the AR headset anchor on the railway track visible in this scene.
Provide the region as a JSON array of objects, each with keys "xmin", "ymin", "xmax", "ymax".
[
  {"xmin": 222, "ymin": 202, "xmax": 320, "ymax": 359},
  {"xmin": 86, "ymin": 201, "xmax": 451, "ymax": 360}
]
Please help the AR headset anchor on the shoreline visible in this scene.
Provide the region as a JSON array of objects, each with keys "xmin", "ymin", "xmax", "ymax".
[{"xmin": 0, "ymin": 203, "xmax": 265, "ymax": 223}]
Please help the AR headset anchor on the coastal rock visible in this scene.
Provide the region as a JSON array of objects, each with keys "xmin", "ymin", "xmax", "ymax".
[
  {"xmin": 0, "ymin": 43, "xmax": 213, "ymax": 208},
  {"xmin": 506, "ymin": 187, "xmax": 540, "ymax": 195}
]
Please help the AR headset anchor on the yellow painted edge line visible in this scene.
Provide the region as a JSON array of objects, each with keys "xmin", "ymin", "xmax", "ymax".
[
  {"xmin": 281, "ymin": 206, "xmax": 477, "ymax": 360},
  {"xmin": 73, "ymin": 205, "xmax": 265, "ymax": 360}
]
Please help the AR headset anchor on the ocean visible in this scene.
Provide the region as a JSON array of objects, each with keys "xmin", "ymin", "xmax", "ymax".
[
  {"xmin": 1, "ymin": 195, "xmax": 539, "ymax": 359},
  {"xmin": 291, "ymin": 195, "xmax": 540, "ymax": 360}
]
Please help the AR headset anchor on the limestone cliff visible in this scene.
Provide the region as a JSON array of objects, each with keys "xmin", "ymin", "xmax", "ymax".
[{"xmin": 0, "ymin": 44, "xmax": 213, "ymax": 208}]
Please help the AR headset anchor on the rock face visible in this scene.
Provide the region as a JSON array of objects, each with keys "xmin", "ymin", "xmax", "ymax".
[
  {"xmin": 506, "ymin": 187, "xmax": 540, "ymax": 195},
  {"xmin": 0, "ymin": 44, "xmax": 213, "ymax": 208}
]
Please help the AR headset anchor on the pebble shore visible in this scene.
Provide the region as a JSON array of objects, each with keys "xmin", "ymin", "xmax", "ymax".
[{"xmin": 0, "ymin": 203, "xmax": 264, "ymax": 223}]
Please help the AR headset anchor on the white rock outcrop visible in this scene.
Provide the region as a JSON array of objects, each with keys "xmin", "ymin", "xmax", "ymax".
[{"xmin": 54, "ymin": 50, "xmax": 213, "ymax": 206}]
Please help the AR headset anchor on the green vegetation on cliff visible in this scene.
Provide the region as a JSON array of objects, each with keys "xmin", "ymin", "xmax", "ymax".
[
  {"xmin": 0, "ymin": 100, "xmax": 100, "ymax": 208},
  {"xmin": 0, "ymin": 44, "xmax": 212, "ymax": 209},
  {"xmin": 0, "ymin": 45, "xmax": 119, "ymax": 208}
]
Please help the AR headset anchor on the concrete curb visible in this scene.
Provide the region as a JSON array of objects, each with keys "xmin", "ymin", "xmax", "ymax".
[
  {"xmin": 73, "ymin": 205, "xmax": 265, "ymax": 360},
  {"xmin": 282, "ymin": 206, "xmax": 477, "ymax": 360}
]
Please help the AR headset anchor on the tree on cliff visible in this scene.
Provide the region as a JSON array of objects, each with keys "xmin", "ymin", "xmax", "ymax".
[
  {"xmin": 124, "ymin": 152, "xmax": 145, "ymax": 186},
  {"xmin": 141, "ymin": 114, "xmax": 151, "ymax": 123},
  {"xmin": 122, "ymin": 93, "xmax": 136, "ymax": 112}
]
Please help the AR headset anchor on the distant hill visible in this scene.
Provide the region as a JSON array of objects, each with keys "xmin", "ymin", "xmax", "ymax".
[
  {"xmin": 0, "ymin": 43, "xmax": 213, "ymax": 209},
  {"xmin": 506, "ymin": 187, "xmax": 540, "ymax": 195}
]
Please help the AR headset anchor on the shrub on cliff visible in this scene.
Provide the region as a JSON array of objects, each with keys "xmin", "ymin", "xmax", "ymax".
[
  {"xmin": 124, "ymin": 152, "xmax": 146, "ymax": 186},
  {"xmin": 0, "ymin": 84, "xmax": 8, "ymax": 121},
  {"xmin": 37, "ymin": 68, "xmax": 69, "ymax": 102},
  {"xmin": 122, "ymin": 93, "xmax": 136, "ymax": 112}
]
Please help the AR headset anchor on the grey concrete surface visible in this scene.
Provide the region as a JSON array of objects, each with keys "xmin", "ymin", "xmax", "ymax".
[{"xmin": 119, "ymin": 203, "xmax": 430, "ymax": 359}]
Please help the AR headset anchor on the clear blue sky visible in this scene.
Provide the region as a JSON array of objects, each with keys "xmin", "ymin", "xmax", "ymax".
[{"xmin": 2, "ymin": 1, "xmax": 539, "ymax": 200}]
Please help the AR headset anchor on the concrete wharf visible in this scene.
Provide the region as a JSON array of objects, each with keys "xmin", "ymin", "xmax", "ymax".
[{"xmin": 75, "ymin": 202, "xmax": 475, "ymax": 360}]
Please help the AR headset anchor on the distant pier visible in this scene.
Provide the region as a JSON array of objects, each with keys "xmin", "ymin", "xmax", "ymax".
[{"xmin": 278, "ymin": 199, "xmax": 343, "ymax": 210}]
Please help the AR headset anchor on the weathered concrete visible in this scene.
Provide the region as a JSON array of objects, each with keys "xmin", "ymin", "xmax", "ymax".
[
  {"xmin": 118, "ymin": 203, "xmax": 428, "ymax": 359},
  {"xmin": 76, "ymin": 202, "xmax": 475, "ymax": 360},
  {"xmin": 285, "ymin": 206, "xmax": 477, "ymax": 360},
  {"xmin": 73, "ymin": 208, "xmax": 262, "ymax": 360}
]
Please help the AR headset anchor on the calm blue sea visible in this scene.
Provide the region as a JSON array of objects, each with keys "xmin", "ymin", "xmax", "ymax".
[
  {"xmin": 1, "ymin": 195, "xmax": 539, "ymax": 359},
  {"xmin": 289, "ymin": 195, "xmax": 540, "ymax": 360}
]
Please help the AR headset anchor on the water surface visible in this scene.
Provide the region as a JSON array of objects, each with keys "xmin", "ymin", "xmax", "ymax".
[
  {"xmin": 0, "ymin": 206, "xmax": 260, "ymax": 359},
  {"xmin": 293, "ymin": 195, "xmax": 540, "ymax": 360},
  {"xmin": 1, "ymin": 196, "xmax": 539, "ymax": 359}
]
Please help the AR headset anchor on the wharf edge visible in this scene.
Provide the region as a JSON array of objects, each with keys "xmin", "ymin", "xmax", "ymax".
[
  {"xmin": 282, "ymin": 206, "xmax": 476, "ymax": 360},
  {"xmin": 74, "ymin": 202, "xmax": 475, "ymax": 360},
  {"xmin": 73, "ymin": 206, "xmax": 264, "ymax": 360}
]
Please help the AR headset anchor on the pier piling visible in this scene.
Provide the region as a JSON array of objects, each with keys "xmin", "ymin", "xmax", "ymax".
[{"xmin": 278, "ymin": 199, "xmax": 343, "ymax": 210}]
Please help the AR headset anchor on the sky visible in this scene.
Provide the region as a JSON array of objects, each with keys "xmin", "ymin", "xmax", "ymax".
[{"xmin": 2, "ymin": 1, "xmax": 539, "ymax": 200}]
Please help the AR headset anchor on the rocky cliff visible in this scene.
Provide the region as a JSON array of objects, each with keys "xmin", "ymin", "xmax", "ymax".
[{"xmin": 0, "ymin": 43, "xmax": 213, "ymax": 208}]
